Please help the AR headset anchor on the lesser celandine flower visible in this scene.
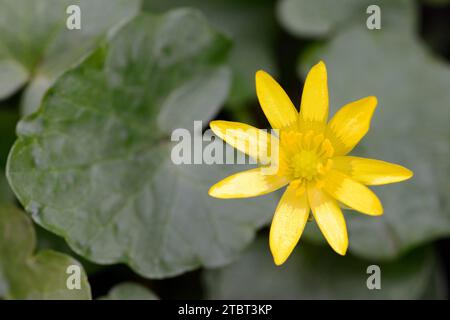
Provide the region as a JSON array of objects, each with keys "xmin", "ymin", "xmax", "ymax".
[{"xmin": 208, "ymin": 61, "xmax": 413, "ymax": 265}]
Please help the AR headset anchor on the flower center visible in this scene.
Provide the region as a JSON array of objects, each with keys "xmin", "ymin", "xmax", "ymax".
[
  {"xmin": 280, "ymin": 129, "xmax": 335, "ymax": 185},
  {"xmin": 291, "ymin": 151, "xmax": 320, "ymax": 180}
]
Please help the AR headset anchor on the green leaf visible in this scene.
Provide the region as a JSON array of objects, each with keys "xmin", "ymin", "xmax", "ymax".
[
  {"xmin": 99, "ymin": 282, "xmax": 158, "ymax": 300},
  {"xmin": 297, "ymin": 2, "xmax": 450, "ymax": 259},
  {"xmin": 0, "ymin": 205, "xmax": 91, "ymax": 299},
  {"xmin": 144, "ymin": 0, "xmax": 278, "ymax": 109},
  {"xmin": 7, "ymin": 10, "xmax": 276, "ymax": 279},
  {"xmin": 0, "ymin": 0, "xmax": 141, "ymax": 115},
  {"xmin": 35, "ymin": 225, "xmax": 105, "ymax": 276},
  {"xmin": 277, "ymin": 0, "xmax": 416, "ymax": 38},
  {"xmin": 203, "ymin": 235, "xmax": 441, "ymax": 299}
]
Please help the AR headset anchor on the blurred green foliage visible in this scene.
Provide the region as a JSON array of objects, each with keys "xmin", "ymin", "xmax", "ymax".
[
  {"xmin": 0, "ymin": 205, "xmax": 91, "ymax": 299},
  {"xmin": 99, "ymin": 282, "xmax": 158, "ymax": 300},
  {"xmin": 0, "ymin": 0, "xmax": 449, "ymax": 299},
  {"xmin": 0, "ymin": 0, "xmax": 141, "ymax": 115},
  {"xmin": 203, "ymin": 235, "xmax": 445, "ymax": 299}
]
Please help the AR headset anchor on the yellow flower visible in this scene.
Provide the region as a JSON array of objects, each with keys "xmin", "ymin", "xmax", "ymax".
[{"xmin": 208, "ymin": 61, "xmax": 413, "ymax": 265}]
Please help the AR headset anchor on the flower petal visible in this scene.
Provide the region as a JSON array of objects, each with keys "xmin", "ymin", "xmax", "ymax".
[
  {"xmin": 299, "ymin": 61, "xmax": 329, "ymax": 129},
  {"xmin": 326, "ymin": 96, "xmax": 377, "ymax": 156},
  {"xmin": 255, "ymin": 70, "xmax": 298, "ymax": 129},
  {"xmin": 208, "ymin": 168, "xmax": 289, "ymax": 199},
  {"xmin": 307, "ymin": 187, "xmax": 348, "ymax": 255},
  {"xmin": 210, "ymin": 120, "xmax": 275, "ymax": 164},
  {"xmin": 323, "ymin": 169, "xmax": 383, "ymax": 216},
  {"xmin": 269, "ymin": 185, "xmax": 309, "ymax": 266},
  {"xmin": 332, "ymin": 156, "xmax": 413, "ymax": 185}
]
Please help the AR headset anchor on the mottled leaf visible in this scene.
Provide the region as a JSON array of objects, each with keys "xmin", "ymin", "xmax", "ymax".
[
  {"xmin": 144, "ymin": 0, "xmax": 278, "ymax": 109},
  {"xmin": 7, "ymin": 10, "xmax": 276, "ymax": 279}
]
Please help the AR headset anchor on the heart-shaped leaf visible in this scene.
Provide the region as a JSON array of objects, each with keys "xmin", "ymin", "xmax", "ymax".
[
  {"xmin": 144, "ymin": 0, "xmax": 278, "ymax": 109},
  {"xmin": 0, "ymin": 0, "xmax": 141, "ymax": 115},
  {"xmin": 99, "ymin": 282, "xmax": 158, "ymax": 300},
  {"xmin": 0, "ymin": 205, "xmax": 91, "ymax": 299},
  {"xmin": 7, "ymin": 9, "xmax": 277, "ymax": 279},
  {"xmin": 296, "ymin": 1, "xmax": 450, "ymax": 259},
  {"xmin": 203, "ymin": 235, "xmax": 443, "ymax": 299}
]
